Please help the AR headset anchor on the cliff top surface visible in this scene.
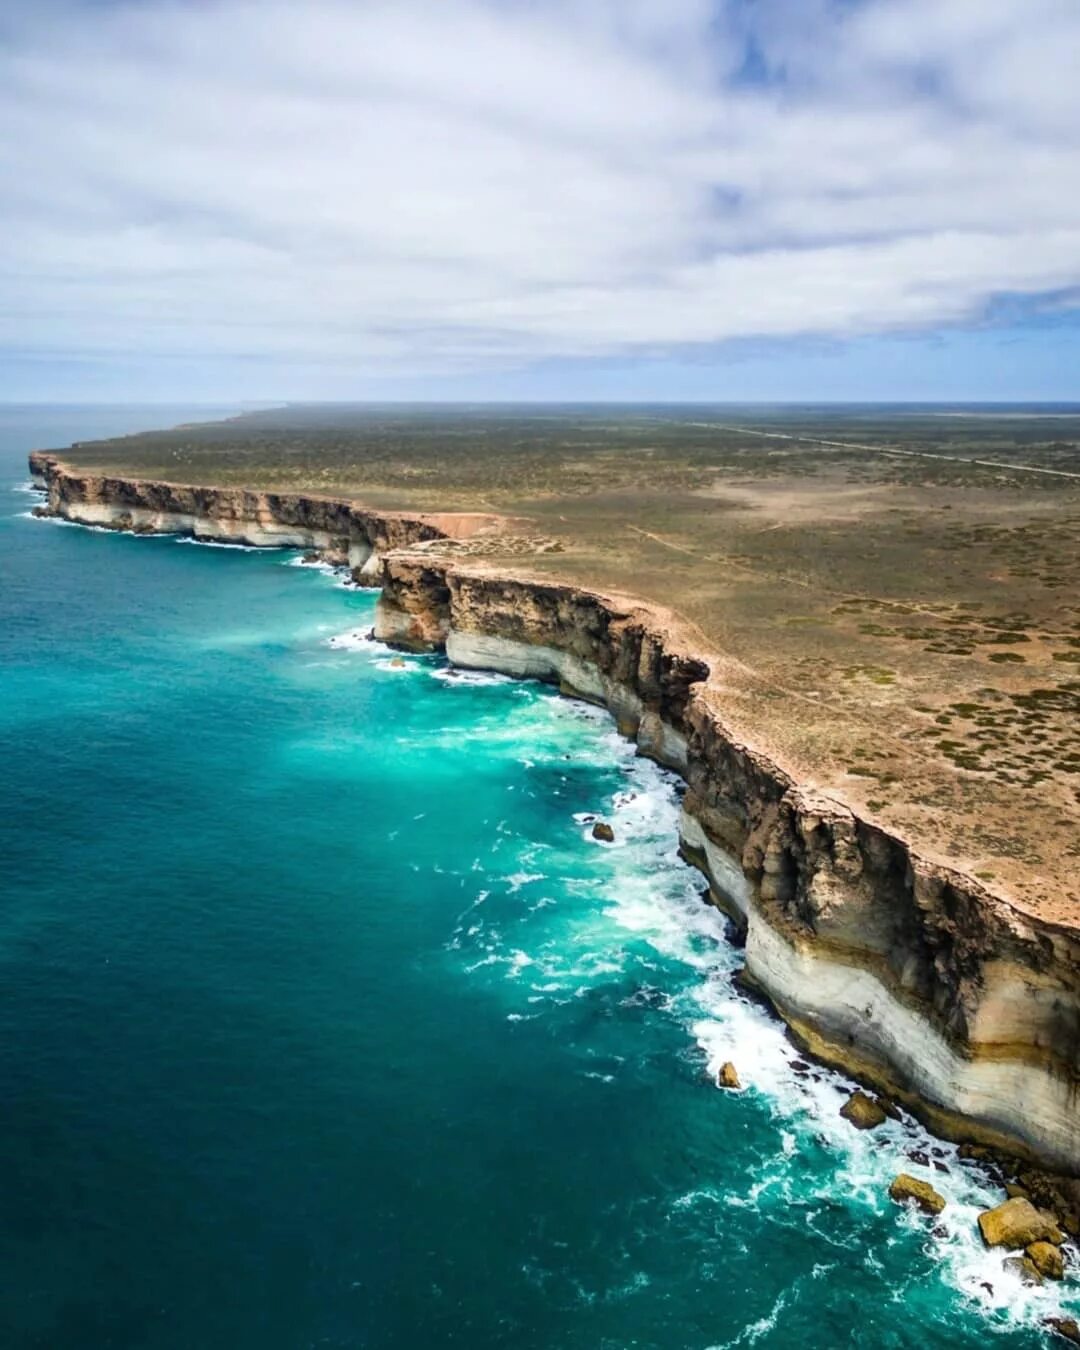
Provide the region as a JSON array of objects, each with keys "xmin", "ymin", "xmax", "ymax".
[{"xmin": 50, "ymin": 404, "xmax": 1080, "ymax": 922}]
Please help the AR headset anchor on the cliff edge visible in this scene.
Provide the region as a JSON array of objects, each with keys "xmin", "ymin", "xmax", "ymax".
[
  {"xmin": 375, "ymin": 552, "xmax": 1080, "ymax": 1176},
  {"xmin": 30, "ymin": 448, "xmax": 1080, "ymax": 1174}
]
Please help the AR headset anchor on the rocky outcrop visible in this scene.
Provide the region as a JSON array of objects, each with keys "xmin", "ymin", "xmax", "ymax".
[
  {"xmin": 28, "ymin": 452, "xmax": 500, "ymax": 584},
  {"xmin": 374, "ymin": 552, "xmax": 1080, "ymax": 1176}
]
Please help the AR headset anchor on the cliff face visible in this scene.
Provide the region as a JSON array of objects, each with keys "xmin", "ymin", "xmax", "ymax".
[
  {"xmin": 31, "ymin": 449, "xmax": 1080, "ymax": 1172},
  {"xmin": 28, "ymin": 452, "xmax": 496, "ymax": 582},
  {"xmin": 376, "ymin": 554, "xmax": 1080, "ymax": 1175}
]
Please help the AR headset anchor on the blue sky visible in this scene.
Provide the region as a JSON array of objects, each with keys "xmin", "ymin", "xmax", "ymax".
[{"xmin": 2, "ymin": 0, "xmax": 1079, "ymax": 402}]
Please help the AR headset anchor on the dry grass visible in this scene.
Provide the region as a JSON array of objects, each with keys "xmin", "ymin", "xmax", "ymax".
[{"xmin": 56, "ymin": 404, "xmax": 1080, "ymax": 920}]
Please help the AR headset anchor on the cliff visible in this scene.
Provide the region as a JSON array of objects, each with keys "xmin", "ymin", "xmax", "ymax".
[
  {"xmin": 376, "ymin": 554, "xmax": 1080, "ymax": 1176},
  {"xmin": 30, "ymin": 450, "xmax": 1080, "ymax": 1174},
  {"xmin": 28, "ymin": 451, "xmax": 500, "ymax": 582}
]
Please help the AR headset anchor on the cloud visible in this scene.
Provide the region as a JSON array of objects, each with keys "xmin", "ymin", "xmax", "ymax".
[{"xmin": 2, "ymin": 0, "xmax": 1079, "ymax": 386}]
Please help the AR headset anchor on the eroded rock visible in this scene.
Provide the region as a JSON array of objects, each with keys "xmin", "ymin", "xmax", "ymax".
[
  {"xmin": 977, "ymin": 1197, "xmax": 1062, "ymax": 1250},
  {"xmin": 1003, "ymin": 1255, "xmax": 1043, "ymax": 1286},
  {"xmin": 1026, "ymin": 1240, "xmax": 1064, "ymax": 1280},
  {"xmin": 839, "ymin": 1090, "xmax": 887, "ymax": 1130},
  {"xmin": 888, "ymin": 1173, "xmax": 946, "ymax": 1216},
  {"xmin": 876, "ymin": 1094, "xmax": 902, "ymax": 1121},
  {"xmin": 591, "ymin": 821, "xmax": 615, "ymax": 843},
  {"xmin": 718, "ymin": 1062, "xmax": 741, "ymax": 1090}
]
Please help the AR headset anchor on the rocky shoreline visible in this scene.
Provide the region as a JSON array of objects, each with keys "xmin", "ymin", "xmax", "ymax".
[
  {"xmin": 30, "ymin": 450, "xmax": 1080, "ymax": 1183},
  {"xmin": 373, "ymin": 557, "xmax": 1080, "ymax": 1180},
  {"xmin": 28, "ymin": 451, "xmax": 501, "ymax": 582}
]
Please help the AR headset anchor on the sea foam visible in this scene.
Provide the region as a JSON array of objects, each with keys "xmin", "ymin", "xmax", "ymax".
[{"xmin": 433, "ymin": 677, "xmax": 1079, "ymax": 1336}]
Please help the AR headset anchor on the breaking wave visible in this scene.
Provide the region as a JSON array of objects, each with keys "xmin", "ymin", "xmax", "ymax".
[{"xmin": 425, "ymin": 675, "xmax": 1079, "ymax": 1337}]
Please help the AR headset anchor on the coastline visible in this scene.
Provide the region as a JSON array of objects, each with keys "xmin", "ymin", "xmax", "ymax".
[
  {"xmin": 29, "ymin": 449, "xmax": 1080, "ymax": 1179},
  {"xmin": 28, "ymin": 450, "xmax": 503, "ymax": 582}
]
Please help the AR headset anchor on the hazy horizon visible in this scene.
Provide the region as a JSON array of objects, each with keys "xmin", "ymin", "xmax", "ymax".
[{"xmin": 6, "ymin": 398, "xmax": 1080, "ymax": 411}]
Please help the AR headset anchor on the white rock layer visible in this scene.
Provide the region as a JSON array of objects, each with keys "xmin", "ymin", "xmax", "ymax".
[{"xmin": 745, "ymin": 915, "xmax": 1080, "ymax": 1168}]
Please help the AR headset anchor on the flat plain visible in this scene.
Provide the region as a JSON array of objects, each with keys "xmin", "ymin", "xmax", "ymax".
[{"xmin": 55, "ymin": 404, "xmax": 1080, "ymax": 920}]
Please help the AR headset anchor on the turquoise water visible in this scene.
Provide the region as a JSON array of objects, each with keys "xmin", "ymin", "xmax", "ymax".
[{"xmin": 1, "ymin": 408, "xmax": 1075, "ymax": 1349}]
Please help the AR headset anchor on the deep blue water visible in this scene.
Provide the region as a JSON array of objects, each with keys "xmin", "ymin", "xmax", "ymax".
[{"xmin": 0, "ymin": 407, "xmax": 1075, "ymax": 1349}]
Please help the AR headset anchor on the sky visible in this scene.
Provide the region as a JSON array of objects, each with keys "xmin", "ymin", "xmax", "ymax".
[{"xmin": 2, "ymin": 0, "xmax": 1079, "ymax": 402}]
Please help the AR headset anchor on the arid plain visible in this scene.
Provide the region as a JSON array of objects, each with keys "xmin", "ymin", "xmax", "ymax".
[{"xmin": 54, "ymin": 405, "xmax": 1080, "ymax": 922}]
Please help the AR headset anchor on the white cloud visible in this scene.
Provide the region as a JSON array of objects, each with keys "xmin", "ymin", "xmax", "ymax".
[{"xmin": 2, "ymin": 0, "xmax": 1079, "ymax": 384}]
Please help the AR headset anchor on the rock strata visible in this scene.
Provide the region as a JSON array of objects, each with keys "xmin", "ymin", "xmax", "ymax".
[
  {"xmin": 31, "ymin": 452, "xmax": 1080, "ymax": 1179},
  {"xmin": 371, "ymin": 551, "xmax": 1080, "ymax": 1177},
  {"xmin": 28, "ymin": 452, "xmax": 502, "ymax": 585}
]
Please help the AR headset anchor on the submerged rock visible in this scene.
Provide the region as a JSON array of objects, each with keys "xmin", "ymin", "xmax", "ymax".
[
  {"xmin": 1003, "ymin": 1255, "xmax": 1044, "ymax": 1286},
  {"xmin": 888, "ymin": 1173, "xmax": 946, "ymax": 1216},
  {"xmin": 977, "ymin": 1197, "xmax": 1063, "ymax": 1250},
  {"xmin": 1027, "ymin": 1240, "xmax": 1065, "ymax": 1280},
  {"xmin": 591, "ymin": 821, "xmax": 615, "ymax": 843},
  {"xmin": 1047, "ymin": 1318, "xmax": 1080, "ymax": 1345},
  {"xmin": 718, "ymin": 1062, "xmax": 740, "ymax": 1090},
  {"xmin": 839, "ymin": 1090, "xmax": 887, "ymax": 1130}
]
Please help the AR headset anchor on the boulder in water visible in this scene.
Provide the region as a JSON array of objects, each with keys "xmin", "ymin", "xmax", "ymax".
[
  {"xmin": 978, "ymin": 1197, "xmax": 1063, "ymax": 1249},
  {"xmin": 839, "ymin": 1090, "xmax": 887, "ymax": 1130},
  {"xmin": 1026, "ymin": 1241, "xmax": 1064, "ymax": 1280},
  {"xmin": 888, "ymin": 1173, "xmax": 946, "ymax": 1216},
  {"xmin": 1003, "ymin": 1255, "xmax": 1043, "ymax": 1286},
  {"xmin": 718, "ymin": 1062, "xmax": 740, "ymax": 1090},
  {"xmin": 1046, "ymin": 1318, "xmax": 1080, "ymax": 1345},
  {"xmin": 591, "ymin": 821, "xmax": 615, "ymax": 843}
]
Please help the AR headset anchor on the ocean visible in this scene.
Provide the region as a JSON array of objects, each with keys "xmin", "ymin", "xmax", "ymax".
[{"xmin": 0, "ymin": 406, "xmax": 1074, "ymax": 1348}]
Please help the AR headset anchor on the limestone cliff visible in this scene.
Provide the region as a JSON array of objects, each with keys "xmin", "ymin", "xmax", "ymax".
[
  {"xmin": 29, "ymin": 452, "xmax": 499, "ymax": 582},
  {"xmin": 30, "ymin": 449, "xmax": 1080, "ymax": 1174},
  {"xmin": 375, "ymin": 553, "xmax": 1080, "ymax": 1176}
]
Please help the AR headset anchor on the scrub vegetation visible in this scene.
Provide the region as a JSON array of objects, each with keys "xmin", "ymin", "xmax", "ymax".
[{"xmin": 56, "ymin": 403, "xmax": 1080, "ymax": 918}]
